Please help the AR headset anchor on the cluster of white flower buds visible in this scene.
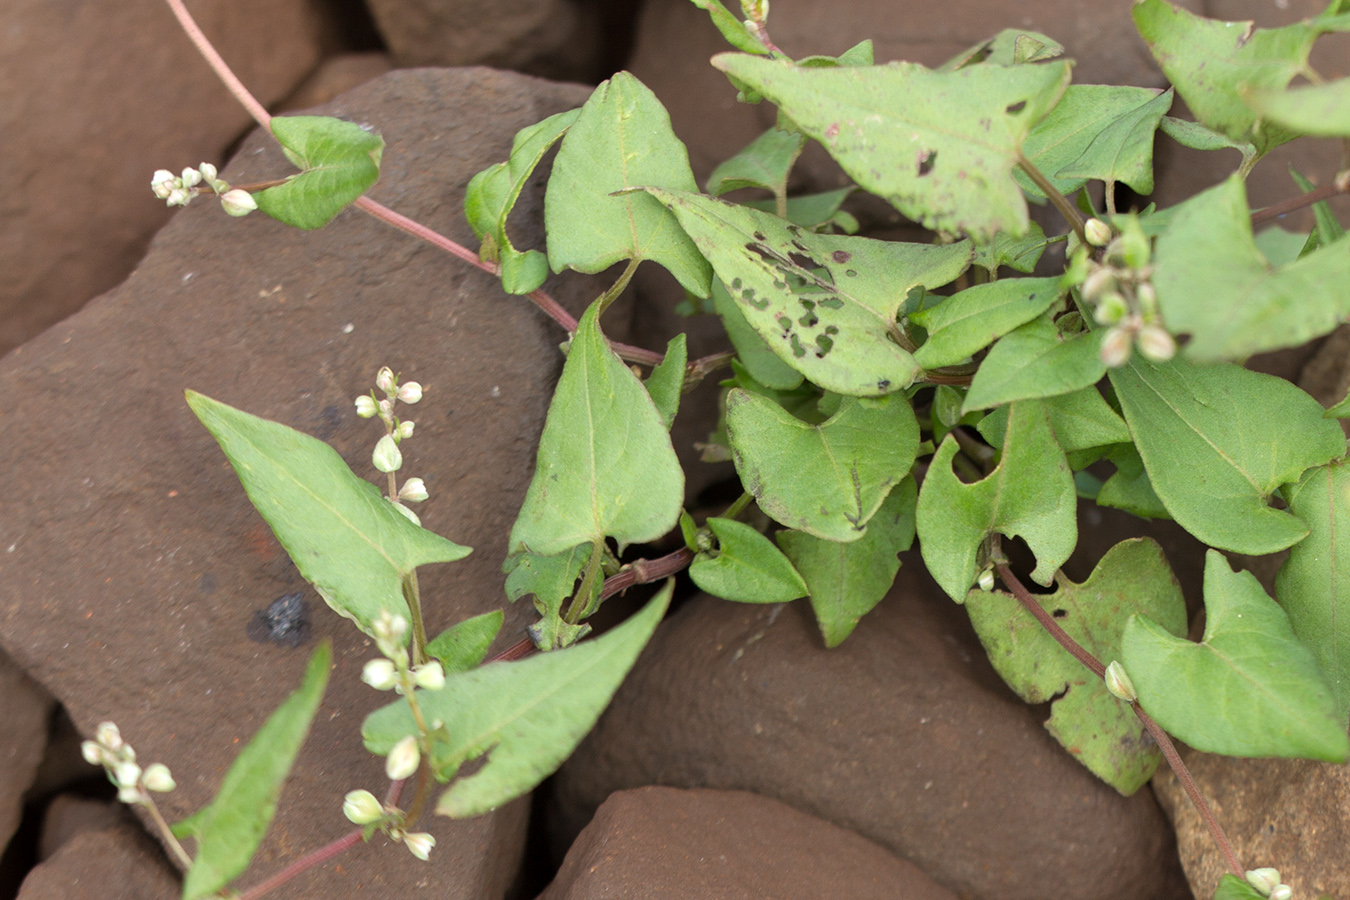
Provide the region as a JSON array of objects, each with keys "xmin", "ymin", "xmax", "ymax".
[
  {"xmin": 355, "ymin": 367, "xmax": 427, "ymax": 523},
  {"xmin": 1245, "ymin": 867, "xmax": 1292, "ymax": 900},
  {"xmin": 81, "ymin": 721, "xmax": 176, "ymax": 805},
  {"xmin": 151, "ymin": 163, "xmax": 257, "ymax": 216},
  {"xmin": 1079, "ymin": 218, "xmax": 1176, "ymax": 369},
  {"xmin": 363, "ymin": 610, "xmax": 445, "ymax": 694},
  {"xmin": 341, "ymin": 788, "xmax": 436, "ymax": 860}
]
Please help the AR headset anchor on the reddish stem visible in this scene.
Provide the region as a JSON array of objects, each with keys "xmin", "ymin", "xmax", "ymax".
[
  {"xmin": 236, "ymin": 829, "xmax": 365, "ymax": 900},
  {"xmin": 1250, "ymin": 172, "xmax": 1350, "ymax": 226},
  {"xmin": 993, "ymin": 561, "xmax": 1243, "ymax": 878}
]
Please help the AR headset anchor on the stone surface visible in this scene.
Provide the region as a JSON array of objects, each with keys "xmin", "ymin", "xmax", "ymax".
[
  {"xmin": 549, "ymin": 560, "xmax": 1188, "ymax": 900},
  {"xmin": 17, "ymin": 825, "xmax": 179, "ymax": 900},
  {"xmin": 0, "ymin": 0, "xmax": 329, "ymax": 357},
  {"xmin": 279, "ymin": 53, "xmax": 395, "ymax": 112},
  {"xmin": 540, "ymin": 786, "xmax": 960, "ymax": 900},
  {"xmin": 38, "ymin": 795, "xmax": 134, "ymax": 862},
  {"xmin": 1154, "ymin": 751, "xmax": 1350, "ymax": 900},
  {"xmin": 0, "ymin": 647, "xmax": 54, "ymax": 854},
  {"xmin": 0, "ymin": 68, "xmax": 611, "ymax": 899}
]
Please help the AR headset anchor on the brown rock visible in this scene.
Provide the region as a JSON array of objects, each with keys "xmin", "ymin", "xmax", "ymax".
[
  {"xmin": 1154, "ymin": 751, "xmax": 1350, "ymax": 900},
  {"xmin": 0, "ymin": 648, "xmax": 54, "ymax": 853},
  {"xmin": 550, "ymin": 561, "xmax": 1188, "ymax": 900},
  {"xmin": 540, "ymin": 786, "xmax": 960, "ymax": 900},
  {"xmin": 17, "ymin": 825, "xmax": 179, "ymax": 900},
  {"xmin": 0, "ymin": 0, "xmax": 328, "ymax": 357},
  {"xmin": 0, "ymin": 68, "xmax": 610, "ymax": 899},
  {"xmin": 38, "ymin": 795, "xmax": 134, "ymax": 862},
  {"xmin": 279, "ymin": 53, "xmax": 395, "ymax": 112}
]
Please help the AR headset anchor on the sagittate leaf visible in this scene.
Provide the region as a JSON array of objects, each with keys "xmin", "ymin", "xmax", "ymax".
[
  {"xmin": 427, "ymin": 611, "xmax": 504, "ymax": 674},
  {"xmin": 508, "ymin": 300, "xmax": 684, "ymax": 557},
  {"xmin": 1123, "ymin": 551, "xmax": 1349, "ymax": 762},
  {"xmin": 253, "ymin": 117, "xmax": 383, "ymax": 230},
  {"xmin": 645, "ymin": 188, "xmax": 972, "ymax": 396},
  {"xmin": 916, "ymin": 398, "xmax": 1077, "ymax": 600},
  {"xmin": 711, "ymin": 53, "xmax": 1072, "ymax": 240},
  {"xmin": 1133, "ymin": 0, "xmax": 1316, "ymax": 156},
  {"xmin": 1019, "ymin": 85, "xmax": 1171, "ymax": 198},
  {"xmin": 965, "ymin": 539, "xmax": 1185, "ymax": 794},
  {"xmin": 1097, "ymin": 444, "xmax": 1170, "ymax": 520},
  {"xmin": 545, "ymin": 73, "xmax": 711, "ymax": 296},
  {"xmin": 911, "ymin": 276, "xmax": 1064, "ymax": 369},
  {"xmin": 778, "ymin": 476, "xmax": 917, "ymax": 647},
  {"xmin": 726, "ymin": 389, "xmax": 919, "ymax": 541},
  {"xmin": 1152, "ymin": 174, "xmax": 1350, "ymax": 360},
  {"xmin": 180, "ymin": 643, "xmax": 330, "ymax": 900},
  {"xmin": 707, "ymin": 128, "xmax": 806, "ymax": 197},
  {"xmin": 363, "ymin": 584, "xmax": 672, "ymax": 819},
  {"xmin": 465, "ymin": 108, "xmax": 579, "ymax": 295},
  {"xmin": 1246, "ymin": 76, "xmax": 1350, "ymax": 137},
  {"xmin": 1108, "ymin": 355, "xmax": 1345, "ymax": 555},
  {"xmin": 689, "ymin": 517, "xmax": 809, "ymax": 603},
  {"xmin": 963, "ymin": 314, "xmax": 1106, "ymax": 411},
  {"xmin": 975, "ymin": 386, "xmax": 1129, "ymax": 456},
  {"xmin": 185, "ymin": 391, "xmax": 470, "ymax": 636},
  {"xmin": 687, "ymin": 0, "xmax": 771, "ymax": 54},
  {"xmin": 1277, "ymin": 460, "xmax": 1350, "ymax": 725},
  {"xmin": 711, "ymin": 279, "xmax": 803, "ymax": 391}
]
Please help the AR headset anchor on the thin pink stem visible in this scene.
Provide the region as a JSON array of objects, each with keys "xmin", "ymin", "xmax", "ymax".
[
  {"xmin": 236, "ymin": 829, "xmax": 365, "ymax": 900},
  {"xmin": 162, "ymin": 0, "xmax": 272, "ymax": 129}
]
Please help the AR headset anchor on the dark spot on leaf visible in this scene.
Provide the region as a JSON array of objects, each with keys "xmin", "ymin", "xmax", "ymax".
[
  {"xmin": 753, "ymin": 231, "xmax": 767, "ymax": 241},
  {"xmin": 832, "ymin": 250, "xmax": 851, "ymax": 264},
  {"xmin": 876, "ymin": 379, "xmax": 891, "ymax": 391},
  {"xmin": 1052, "ymin": 608, "xmax": 1067, "ymax": 619},
  {"xmin": 1006, "ymin": 100, "xmax": 1027, "ymax": 114},
  {"xmin": 247, "ymin": 592, "xmax": 311, "ymax": 648},
  {"xmin": 792, "ymin": 241, "xmax": 811, "ymax": 253},
  {"xmin": 819, "ymin": 296, "xmax": 844, "ymax": 309},
  {"xmin": 788, "ymin": 252, "xmax": 819, "ymax": 271},
  {"xmin": 918, "ymin": 150, "xmax": 936, "ymax": 177},
  {"xmin": 815, "ymin": 333, "xmax": 834, "ymax": 356}
]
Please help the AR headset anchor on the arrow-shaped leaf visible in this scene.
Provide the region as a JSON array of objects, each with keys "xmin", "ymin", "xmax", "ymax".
[{"xmin": 254, "ymin": 116, "xmax": 384, "ymax": 230}]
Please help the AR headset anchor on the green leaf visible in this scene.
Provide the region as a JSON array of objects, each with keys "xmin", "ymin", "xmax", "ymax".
[
  {"xmin": 687, "ymin": 0, "xmax": 771, "ymax": 54},
  {"xmin": 253, "ymin": 117, "xmax": 383, "ymax": 230},
  {"xmin": 711, "ymin": 278, "xmax": 803, "ymax": 391},
  {"xmin": 707, "ymin": 128, "xmax": 806, "ymax": 197},
  {"xmin": 778, "ymin": 476, "xmax": 917, "ymax": 647},
  {"xmin": 508, "ymin": 300, "xmax": 684, "ymax": 556},
  {"xmin": 1213, "ymin": 875, "xmax": 1268, "ymax": 900},
  {"xmin": 916, "ymin": 399, "xmax": 1077, "ymax": 600},
  {"xmin": 1019, "ymin": 86, "xmax": 1171, "ymax": 198},
  {"xmin": 185, "ymin": 391, "xmax": 470, "ymax": 636},
  {"xmin": 965, "ymin": 539, "xmax": 1185, "ymax": 794},
  {"xmin": 940, "ymin": 28, "xmax": 1066, "ymax": 71},
  {"xmin": 797, "ymin": 39, "xmax": 875, "ymax": 69},
  {"xmin": 711, "ymin": 53, "xmax": 1072, "ymax": 240},
  {"xmin": 180, "ymin": 643, "xmax": 330, "ymax": 900},
  {"xmin": 910, "ymin": 276, "xmax": 1064, "ymax": 369},
  {"xmin": 689, "ymin": 517, "xmax": 809, "ymax": 602},
  {"xmin": 744, "ymin": 187, "xmax": 859, "ymax": 232},
  {"xmin": 1122, "ymin": 551, "xmax": 1349, "ymax": 762},
  {"xmin": 1290, "ymin": 168, "xmax": 1347, "ymax": 247},
  {"xmin": 971, "ymin": 221, "xmax": 1048, "ymax": 275},
  {"xmin": 465, "ymin": 108, "xmax": 579, "ymax": 295},
  {"xmin": 1246, "ymin": 76, "xmax": 1350, "ymax": 137},
  {"xmin": 1108, "ymin": 355, "xmax": 1345, "ymax": 554},
  {"xmin": 645, "ymin": 188, "xmax": 972, "ymax": 395},
  {"xmin": 1133, "ymin": 0, "xmax": 1316, "ymax": 156},
  {"xmin": 1158, "ymin": 116, "xmax": 1257, "ymax": 167},
  {"xmin": 1326, "ymin": 387, "xmax": 1350, "ymax": 418},
  {"xmin": 963, "ymin": 314, "xmax": 1106, "ymax": 410},
  {"xmin": 726, "ymin": 389, "xmax": 919, "ymax": 541},
  {"xmin": 362, "ymin": 585, "xmax": 672, "ymax": 818},
  {"xmin": 975, "ymin": 386, "xmax": 1128, "ymax": 455},
  {"xmin": 1254, "ymin": 225, "xmax": 1311, "ymax": 266},
  {"xmin": 645, "ymin": 333, "xmax": 687, "ymax": 430},
  {"xmin": 545, "ymin": 73, "xmax": 712, "ymax": 297},
  {"xmin": 1152, "ymin": 174, "xmax": 1350, "ymax": 360},
  {"xmin": 1277, "ymin": 460, "xmax": 1350, "ymax": 725},
  {"xmin": 427, "ymin": 611, "xmax": 504, "ymax": 674},
  {"xmin": 502, "ymin": 543, "xmax": 593, "ymax": 651},
  {"xmin": 1097, "ymin": 444, "xmax": 1170, "ymax": 520}
]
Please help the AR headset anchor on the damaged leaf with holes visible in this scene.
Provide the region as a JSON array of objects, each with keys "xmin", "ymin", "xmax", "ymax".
[{"xmin": 645, "ymin": 188, "xmax": 972, "ymax": 395}]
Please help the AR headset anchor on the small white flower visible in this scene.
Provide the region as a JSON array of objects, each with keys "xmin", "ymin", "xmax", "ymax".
[
  {"xmin": 413, "ymin": 661, "xmax": 445, "ymax": 691},
  {"xmin": 114, "ymin": 761, "xmax": 142, "ymax": 788},
  {"xmin": 396, "ymin": 382, "xmax": 423, "ymax": 404},
  {"xmin": 376, "ymin": 367, "xmax": 395, "ymax": 394},
  {"xmin": 1245, "ymin": 869, "xmax": 1281, "ymax": 896},
  {"xmin": 1084, "ymin": 218, "xmax": 1113, "ymax": 247},
  {"xmin": 220, "ymin": 189, "xmax": 257, "ymax": 217},
  {"xmin": 1100, "ymin": 325, "xmax": 1134, "ymax": 368},
  {"xmin": 403, "ymin": 831, "xmax": 435, "ymax": 860},
  {"xmin": 198, "ymin": 162, "xmax": 218, "ymax": 183},
  {"xmin": 362, "ymin": 658, "xmax": 399, "ymax": 691},
  {"xmin": 143, "ymin": 763, "xmax": 176, "ymax": 793},
  {"xmin": 385, "ymin": 735, "xmax": 420, "ymax": 780},
  {"xmin": 398, "ymin": 478, "xmax": 428, "ymax": 503},
  {"xmin": 117, "ymin": 784, "xmax": 146, "ymax": 805},
  {"xmin": 180, "ymin": 167, "xmax": 202, "ymax": 188},
  {"xmin": 976, "ymin": 568, "xmax": 995, "ymax": 592},
  {"xmin": 151, "ymin": 170, "xmax": 178, "ymax": 199},
  {"xmin": 1104, "ymin": 660, "xmax": 1137, "ymax": 703},
  {"xmin": 396, "ymin": 420, "xmax": 415, "ymax": 441},
  {"xmin": 354, "ymin": 395, "xmax": 379, "ymax": 418},
  {"xmin": 1092, "ymin": 292, "xmax": 1128, "ymax": 326},
  {"xmin": 166, "ymin": 187, "xmax": 192, "ymax": 208},
  {"xmin": 1136, "ymin": 324, "xmax": 1176, "ymax": 363},
  {"xmin": 342, "ymin": 789, "xmax": 384, "ymax": 825},
  {"xmin": 1268, "ymin": 885, "xmax": 1292, "ymax": 900},
  {"xmin": 96, "ymin": 722, "xmax": 123, "ymax": 751},
  {"xmin": 81, "ymin": 740, "xmax": 105, "ymax": 766},
  {"xmin": 372, "ymin": 434, "xmax": 402, "ymax": 473}
]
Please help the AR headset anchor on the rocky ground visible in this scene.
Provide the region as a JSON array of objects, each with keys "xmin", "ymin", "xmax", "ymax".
[{"xmin": 1, "ymin": 1, "xmax": 1348, "ymax": 898}]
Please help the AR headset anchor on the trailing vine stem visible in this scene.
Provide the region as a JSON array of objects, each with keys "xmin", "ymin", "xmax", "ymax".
[
  {"xmin": 992, "ymin": 554, "xmax": 1243, "ymax": 878},
  {"xmin": 1015, "ymin": 153, "xmax": 1087, "ymax": 246},
  {"xmin": 1250, "ymin": 169, "xmax": 1350, "ymax": 226}
]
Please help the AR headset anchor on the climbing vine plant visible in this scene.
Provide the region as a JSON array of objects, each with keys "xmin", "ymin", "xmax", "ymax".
[{"xmin": 89, "ymin": 0, "xmax": 1350, "ymax": 898}]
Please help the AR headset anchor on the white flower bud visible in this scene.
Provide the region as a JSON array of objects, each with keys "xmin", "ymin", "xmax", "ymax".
[
  {"xmin": 1104, "ymin": 660, "xmax": 1138, "ymax": 703},
  {"xmin": 166, "ymin": 187, "xmax": 192, "ymax": 208},
  {"xmin": 343, "ymin": 789, "xmax": 384, "ymax": 824},
  {"xmin": 1092, "ymin": 292, "xmax": 1129, "ymax": 326},
  {"xmin": 373, "ymin": 610, "xmax": 409, "ymax": 647},
  {"xmin": 977, "ymin": 568, "xmax": 995, "ymax": 592},
  {"xmin": 396, "ymin": 382, "xmax": 423, "ymax": 404},
  {"xmin": 1245, "ymin": 869, "xmax": 1281, "ymax": 896},
  {"xmin": 198, "ymin": 163, "xmax": 217, "ymax": 183},
  {"xmin": 96, "ymin": 722, "xmax": 123, "ymax": 750},
  {"xmin": 1080, "ymin": 266, "xmax": 1116, "ymax": 303},
  {"xmin": 396, "ymin": 420, "xmax": 415, "ymax": 441},
  {"xmin": 1100, "ymin": 326, "xmax": 1134, "ymax": 368},
  {"xmin": 372, "ymin": 434, "xmax": 402, "ymax": 473},
  {"xmin": 151, "ymin": 170, "xmax": 178, "ymax": 199},
  {"xmin": 1135, "ymin": 282, "xmax": 1159, "ymax": 318},
  {"xmin": 399, "ymin": 478, "xmax": 428, "ymax": 503},
  {"xmin": 378, "ymin": 398, "xmax": 394, "ymax": 419},
  {"xmin": 117, "ymin": 784, "xmax": 146, "ymax": 805},
  {"xmin": 403, "ymin": 831, "xmax": 435, "ymax": 860},
  {"xmin": 81, "ymin": 740, "xmax": 105, "ymax": 766},
  {"xmin": 220, "ymin": 189, "xmax": 257, "ymax": 217},
  {"xmin": 1268, "ymin": 885, "xmax": 1292, "ymax": 900},
  {"xmin": 180, "ymin": 167, "xmax": 202, "ymax": 188},
  {"xmin": 114, "ymin": 761, "xmax": 142, "ymax": 788},
  {"xmin": 362, "ymin": 658, "xmax": 399, "ymax": 691},
  {"xmin": 413, "ymin": 661, "xmax": 445, "ymax": 691},
  {"xmin": 354, "ymin": 395, "xmax": 379, "ymax": 418},
  {"xmin": 376, "ymin": 367, "xmax": 395, "ymax": 394},
  {"xmin": 1084, "ymin": 218, "xmax": 1113, "ymax": 247},
  {"xmin": 385, "ymin": 735, "xmax": 420, "ymax": 781},
  {"xmin": 143, "ymin": 763, "xmax": 176, "ymax": 792},
  {"xmin": 1136, "ymin": 324, "xmax": 1176, "ymax": 363}
]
